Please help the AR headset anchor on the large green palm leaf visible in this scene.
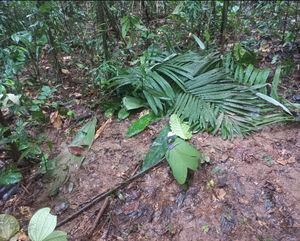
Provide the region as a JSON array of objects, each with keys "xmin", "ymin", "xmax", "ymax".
[{"xmin": 111, "ymin": 51, "xmax": 294, "ymax": 138}]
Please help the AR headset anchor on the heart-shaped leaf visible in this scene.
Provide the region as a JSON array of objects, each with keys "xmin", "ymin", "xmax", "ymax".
[
  {"xmin": 166, "ymin": 138, "xmax": 200, "ymax": 184},
  {"xmin": 0, "ymin": 214, "xmax": 20, "ymax": 240},
  {"xmin": 28, "ymin": 208, "xmax": 57, "ymax": 241},
  {"xmin": 43, "ymin": 231, "xmax": 67, "ymax": 241}
]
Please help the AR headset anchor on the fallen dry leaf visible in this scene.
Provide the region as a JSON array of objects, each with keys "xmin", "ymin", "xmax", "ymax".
[
  {"xmin": 19, "ymin": 206, "xmax": 32, "ymax": 219},
  {"xmin": 63, "ymin": 56, "xmax": 72, "ymax": 61},
  {"xmin": 61, "ymin": 68, "xmax": 70, "ymax": 75},
  {"xmin": 73, "ymin": 92, "xmax": 82, "ymax": 99},
  {"xmin": 277, "ymin": 156, "xmax": 296, "ymax": 165},
  {"xmin": 287, "ymin": 156, "xmax": 296, "ymax": 163},
  {"xmin": 277, "ymin": 158, "xmax": 287, "ymax": 165},
  {"xmin": 50, "ymin": 111, "xmax": 62, "ymax": 129},
  {"xmin": 215, "ymin": 188, "xmax": 226, "ymax": 200},
  {"xmin": 68, "ymin": 145, "xmax": 86, "ymax": 156},
  {"xmin": 17, "ymin": 231, "xmax": 29, "ymax": 241}
]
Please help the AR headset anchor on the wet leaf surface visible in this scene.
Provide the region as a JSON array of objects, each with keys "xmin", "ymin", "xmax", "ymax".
[
  {"xmin": 141, "ymin": 125, "xmax": 170, "ymax": 171},
  {"xmin": 126, "ymin": 112, "xmax": 157, "ymax": 138}
]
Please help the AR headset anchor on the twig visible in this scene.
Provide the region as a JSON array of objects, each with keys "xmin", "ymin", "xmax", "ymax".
[
  {"xmin": 21, "ymin": 184, "xmax": 30, "ymax": 195},
  {"xmin": 94, "ymin": 118, "xmax": 112, "ymax": 141},
  {"xmin": 57, "ymin": 159, "xmax": 165, "ymax": 227},
  {"xmin": 86, "ymin": 197, "xmax": 111, "ymax": 238}
]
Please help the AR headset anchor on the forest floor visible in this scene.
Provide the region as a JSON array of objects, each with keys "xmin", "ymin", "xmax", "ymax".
[
  {"xmin": 2, "ymin": 38, "xmax": 300, "ymax": 241},
  {"xmin": 3, "ymin": 106, "xmax": 300, "ymax": 241}
]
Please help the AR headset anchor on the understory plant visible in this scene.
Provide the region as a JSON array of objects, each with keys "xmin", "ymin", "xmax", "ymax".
[
  {"xmin": 0, "ymin": 207, "xmax": 67, "ymax": 241},
  {"xmin": 111, "ymin": 50, "xmax": 295, "ymax": 139},
  {"xmin": 109, "ymin": 47, "xmax": 298, "ymax": 184}
]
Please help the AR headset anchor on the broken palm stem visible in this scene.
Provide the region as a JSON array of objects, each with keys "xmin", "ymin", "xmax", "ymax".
[{"xmin": 57, "ymin": 158, "xmax": 165, "ymax": 227}]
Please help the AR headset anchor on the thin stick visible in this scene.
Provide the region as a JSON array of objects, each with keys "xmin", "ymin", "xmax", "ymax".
[
  {"xmin": 57, "ymin": 159, "xmax": 164, "ymax": 227},
  {"xmin": 86, "ymin": 197, "xmax": 110, "ymax": 238},
  {"xmin": 94, "ymin": 118, "xmax": 112, "ymax": 141}
]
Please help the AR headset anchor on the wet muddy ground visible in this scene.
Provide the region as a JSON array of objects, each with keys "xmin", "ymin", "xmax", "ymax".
[{"xmin": 2, "ymin": 118, "xmax": 300, "ymax": 241}]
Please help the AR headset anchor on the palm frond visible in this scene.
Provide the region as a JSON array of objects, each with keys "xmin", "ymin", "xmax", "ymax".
[{"xmin": 111, "ymin": 51, "xmax": 295, "ymax": 138}]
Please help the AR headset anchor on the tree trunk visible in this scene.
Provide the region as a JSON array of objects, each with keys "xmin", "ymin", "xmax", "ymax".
[
  {"xmin": 210, "ymin": 0, "xmax": 216, "ymax": 39},
  {"xmin": 102, "ymin": 2, "xmax": 122, "ymax": 40},
  {"xmin": 48, "ymin": 28, "xmax": 62, "ymax": 81},
  {"xmin": 102, "ymin": 1, "xmax": 131, "ymax": 57},
  {"xmin": 281, "ymin": 2, "xmax": 290, "ymax": 44},
  {"xmin": 220, "ymin": 0, "xmax": 229, "ymax": 52},
  {"xmin": 36, "ymin": 1, "xmax": 62, "ymax": 82},
  {"xmin": 141, "ymin": 0, "xmax": 150, "ymax": 24},
  {"xmin": 295, "ymin": 1, "xmax": 299, "ymax": 42},
  {"xmin": 96, "ymin": 1, "xmax": 109, "ymax": 61}
]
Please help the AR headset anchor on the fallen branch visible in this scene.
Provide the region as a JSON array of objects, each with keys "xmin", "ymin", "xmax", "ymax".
[
  {"xmin": 86, "ymin": 197, "xmax": 111, "ymax": 238},
  {"xmin": 57, "ymin": 159, "xmax": 165, "ymax": 227}
]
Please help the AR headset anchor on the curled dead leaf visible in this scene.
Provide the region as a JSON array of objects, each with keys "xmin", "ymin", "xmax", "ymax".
[
  {"xmin": 277, "ymin": 156, "xmax": 296, "ymax": 165},
  {"xmin": 73, "ymin": 92, "xmax": 82, "ymax": 99},
  {"xmin": 19, "ymin": 206, "xmax": 32, "ymax": 219},
  {"xmin": 215, "ymin": 188, "xmax": 226, "ymax": 200},
  {"xmin": 17, "ymin": 231, "xmax": 29, "ymax": 241},
  {"xmin": 61, "ymin": 69, "xmax": 70, "ymax": 75},
  {"xmin": 50, "ymin": 111, "xmax": 62, "ymax": 129},
  {"xmin": 68, "ymin": 145, "xmax": 86, "ymax": 156}
]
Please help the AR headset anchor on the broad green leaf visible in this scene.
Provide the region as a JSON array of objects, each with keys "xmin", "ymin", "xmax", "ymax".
[
  {"xmin": 244, "ymin": 64, "xmax": 254, "ymax": 83},
  {"xmin": 70, "ymin": 117, "xmax": 97, "ymax": 148},
  {"xmin": 1, "ymin": 94, "xmax": 21, "ymax": 107},
  {"xmin": 143, "ymin": 91, "xmax": 158, "ymax": 115},
  {"xmin": 104, "ymin": 108, "xmax": 115, "ymax": 118},
  {"xmin": 46, "ymin": 145, "xmax": 72, "ymax": 196},
  {"xmin": 0, "ymin": 167, "xmax": 22, "ymax": 185},
  {"xmin": 43, "ymin": 231, "xmax": 67, "ymax": 241},
  {"xmin": 170, "ymin": 114, "xmax": 192, "ymax": 140},
  {"xmin": 11, "ymin": 31, "xmax": 32, "ymax": 44},
  {"xmin": 126, "ymin": 112, "xmax": 157, "ymax": 138},
  {"xmin": 192, "ymin": 34, "xmax": 205, "ymax": 50},
  {"xmin": 141, "ymin": 126, "xmax": 170, "ymax": 171},
  {"xmin": 123, "ymin": 96, "xmax": 144, "ymax": 110},
  {"xmin": 118, "ymin": 108, "xmax": 130, "ymax": 120},
  {"xmin": 256, "ymin": 93, "xmax": 292, "ymax": 115},
  {"xmin": 166, "ymin": 138, "xmax": 200, "ymax": 184},
  {"xmin": 28, "ymin": 208, "xmax": 57, "ymax": 241},
  {"xmin": 6, "ymin": 94, "xmax": 21, "ymax": 105},
  {"xmin": 271, "ymin": 67, "xmax": 281, "ymax": 100},
  {"xmin": 0, "ymin": 214, "xmax": 20, "ymax": 240},
  {"xmin": 48, "ymin": 118, "xmax": 97, "ymax": 195},
  {"xmin": 121, "ymin": 16, "xmax": 130, "ymax": 38}
]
